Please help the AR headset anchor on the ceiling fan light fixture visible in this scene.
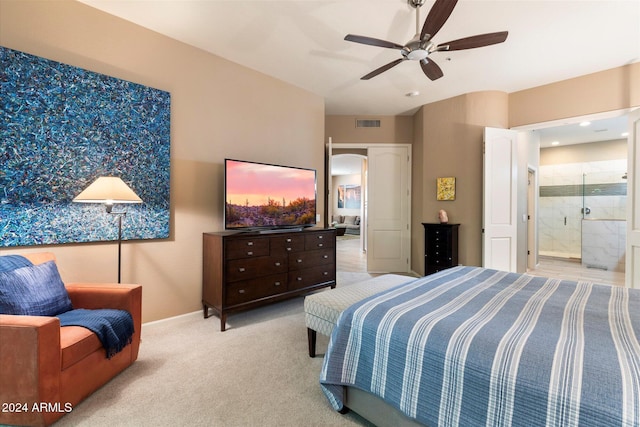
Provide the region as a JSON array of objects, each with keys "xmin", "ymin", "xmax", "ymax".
[
  {"xmin": 344, "ymin": 0, "xmax": 508, "ymax": 81},
  {"xmin": 407, "ymin": 49, "xmax": 429, "ymax": 61}
]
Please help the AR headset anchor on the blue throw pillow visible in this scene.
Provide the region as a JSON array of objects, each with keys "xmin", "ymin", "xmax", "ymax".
[
  {"xmin": 0, "ymin": 255, "xmax": 33, "ymax": 272},
  {"xmin": 0, "ymin": 261, "xmax": 73, "ymax": 316}
]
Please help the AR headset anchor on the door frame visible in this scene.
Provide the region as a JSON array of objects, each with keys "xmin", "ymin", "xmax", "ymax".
[
  {"xmin": 329, "ymin": 143, "xmax": 412, "ymax": 273},
  {"xmin": 627, "ymin": 108, "xmax": 640, "ymax": 288},
  {"xmin": 527, "ymin": 166, "xmax": 539, "ymax": 270},
  {"xmin": 513, "ymin": 107, "xmax": 635, "ymax": 286}
]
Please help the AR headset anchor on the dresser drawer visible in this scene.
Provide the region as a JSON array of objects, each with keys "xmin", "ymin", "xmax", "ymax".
[
  {"xmin": 304, "ymin": 232, "xmax": 335, "ymax": 250},
  {"xmin": 226, "ymin": 256, "xmax": 287, "ymax": 282},
  {"xmin": 289, "ymin": 248, "xmax": 334, "ymax": 270},
  {"xmin": 270, "ymin": 234, "xmax": 305, "ymax": 254},
  {"xmin": 425, "ymin": 247, "xmax": 453, "ymax": 261},
  {"xmin": 288, "ymin": 264, "xmax": 336, "ymax": 291},
  {"xmin": 225, "ymin": 274, "xmax": 287, "ymax": 306},
  {"xmin": 225, "ymin": 238, "xmax": 269, "ymax": 260}
]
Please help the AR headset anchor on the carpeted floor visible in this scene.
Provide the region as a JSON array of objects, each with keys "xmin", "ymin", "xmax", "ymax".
[{"xmin": 55, "ymin": 272, "xmax": 377, "ymax": 427}]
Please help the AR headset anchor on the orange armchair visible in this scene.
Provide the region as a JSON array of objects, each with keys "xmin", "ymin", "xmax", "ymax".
[{"xmin": 0, "ymin": 253, "xmax": 142, "ymax": 427}]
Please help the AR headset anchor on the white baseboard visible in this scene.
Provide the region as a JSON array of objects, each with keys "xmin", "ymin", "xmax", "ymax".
[{"xmin": 142, "ymin": 310, "xmax": 201, "ymax": 328}]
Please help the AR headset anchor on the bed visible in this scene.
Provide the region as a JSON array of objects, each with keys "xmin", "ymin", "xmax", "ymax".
[{"xmin": 320, "ymin": 266, "xmax": 640, "ymax": 427}]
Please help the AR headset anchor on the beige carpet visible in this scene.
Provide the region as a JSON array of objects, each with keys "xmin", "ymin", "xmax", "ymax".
[{"xmin": 55, "ymin": 272, "xmax": 376, "ymax": 427}]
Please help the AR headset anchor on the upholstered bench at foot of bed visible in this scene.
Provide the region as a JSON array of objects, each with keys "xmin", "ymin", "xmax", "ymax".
[{"xmin": 304, "ymin": 274, "xmax": 415, "ymax": 357}]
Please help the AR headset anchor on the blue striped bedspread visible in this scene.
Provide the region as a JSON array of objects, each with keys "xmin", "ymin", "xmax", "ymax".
[{"xmin": 320, "ymin": 266, "xmax": 640, "ymax": 427}]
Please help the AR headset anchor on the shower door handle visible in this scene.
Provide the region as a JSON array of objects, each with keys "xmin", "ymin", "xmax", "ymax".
[{"xmin": 581, "ymin": 207, "xmax": 591, "ymax": 215}]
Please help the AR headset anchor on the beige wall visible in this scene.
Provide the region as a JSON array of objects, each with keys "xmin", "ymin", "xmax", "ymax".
[
  {"xmin": 0, "ymin": 0, "xmax": 325, "ymax": 322},
  {"xmin": 413, "ymin": 92, "xmax": 509, "ymax": 273},
  {"xmin": 325, "ymin": 116, "xmax": 414, "ymax": 144},
  {"xmin": 510, "ymin": 63, "xmax": 640, "ymax": 127},
  {"xmin": 540, "ymin": 139, "xmax": 628, "ymax": 165}
]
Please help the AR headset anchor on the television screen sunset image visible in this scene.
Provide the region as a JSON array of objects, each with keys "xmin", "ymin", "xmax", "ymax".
[{"xmin": 225, "ymin": 159, "xmax": 316, "ymax": 229}]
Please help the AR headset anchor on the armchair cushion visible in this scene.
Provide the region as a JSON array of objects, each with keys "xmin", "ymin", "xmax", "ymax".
[
  {"xmin": 58, "ymin": 308, "xmax": 134, "ymax": 359},
  {"xmin": 0, "ymin": 260, "xmax": 73, "ymax": 316}
]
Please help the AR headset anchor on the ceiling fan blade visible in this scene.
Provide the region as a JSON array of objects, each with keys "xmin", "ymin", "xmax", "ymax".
[
  {"xmin": 361, "ymin": 58, "xmax": 406, "ymax": 80},
  {"xmin": 344, "ymin": 34, "xmax": 405, "ymax": 50},
  {"xmin": 420, "ymin": 58, "xmax": 444, "ymax": 81},
  {"xmin": 420, "ymin": 0, "xmax": 458, "ymax": 41},
  {"xmin": 437, "ymin": 31, "xmax": 508, "ymax": 51}
]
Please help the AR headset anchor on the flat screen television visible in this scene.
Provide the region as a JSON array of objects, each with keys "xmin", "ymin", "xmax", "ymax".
[{"xmin": 224, "ymin": 159, "xmax": 317, "ymax": 231}]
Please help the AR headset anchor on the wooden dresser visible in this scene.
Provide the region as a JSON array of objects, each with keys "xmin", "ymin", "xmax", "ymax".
[
  {"xmin": 423, "ymin": 223, "xmax": 460, "ymax": 275},
  {"xmin": 202, "ymin": 228, "xmax": 336, "ymax": 331}
]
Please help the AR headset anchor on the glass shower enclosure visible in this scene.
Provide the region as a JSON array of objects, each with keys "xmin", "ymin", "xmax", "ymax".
[{"xmin": 539, "ymin": 159, "xmax": 627, "ymax": 271}]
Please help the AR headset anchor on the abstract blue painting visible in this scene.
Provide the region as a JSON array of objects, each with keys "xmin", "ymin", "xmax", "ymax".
[{"xmin": 0, "ymin": 47, "xmax": 171, "ymax": 247}]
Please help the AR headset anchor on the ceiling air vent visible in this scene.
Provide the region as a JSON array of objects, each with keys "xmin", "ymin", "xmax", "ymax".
[{"xmin": 355, "ymin": 119, "xmax": 381, "ymax": 128}]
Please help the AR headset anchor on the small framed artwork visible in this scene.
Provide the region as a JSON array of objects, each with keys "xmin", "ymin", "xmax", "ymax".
[{"xmin": 437, "ymin": 177, "xmax": 456, "ymax": 201}]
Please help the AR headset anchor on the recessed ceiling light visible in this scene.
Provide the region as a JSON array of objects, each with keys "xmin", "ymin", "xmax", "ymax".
[
  {"xmin": 622, "ymin": 132, "xmax": 629, "ymax": 137},
  {"xmin": 551, "ymin": 141, "xmax": 560, "ymax": 146},
  {"xmin": 579, "ymin": 121, "xmax": 591, "ymax": 127},
  {"xmin": 405, "ymin": 91, "xmax": 420, "ymax": 97}
]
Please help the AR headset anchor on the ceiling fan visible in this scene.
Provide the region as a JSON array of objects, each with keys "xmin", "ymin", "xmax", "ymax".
[{"xmin": 344, "ymin": 0, "xmax": 508, "ymax": 81}]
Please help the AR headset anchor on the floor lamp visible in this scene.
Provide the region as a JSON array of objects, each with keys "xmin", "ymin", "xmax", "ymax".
[{"xmin": 73, "ymin": 177, "xmax": 142, "ymax": 283}]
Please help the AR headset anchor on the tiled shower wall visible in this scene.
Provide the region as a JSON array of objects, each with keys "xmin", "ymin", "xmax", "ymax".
[{"xmin": 539, "ymin": 159, "xmax": 627, "ymax": 259}]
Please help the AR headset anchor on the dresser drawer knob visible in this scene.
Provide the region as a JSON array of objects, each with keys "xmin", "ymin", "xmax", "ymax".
[
  {"xmin": 323, "ymin": 271, "xmax": 328, "ymax": 275},
  {"xmin": 274, "ymin": 281, "xmax": 281, "ymax": 286},
  {"xmin": 275, "ymin": 262, "xmax": 281, "ymax": 266},
  {"xmin": 286, "ymin": 247, "xmax": 292, "ymax": 251},
  {"xmin": 247, "ymin": 241, "xmax": 253, "ymax": 246},
  {"xmin": 286, "ymin": 238, "xmax": 292, "ymax": 242},
  {"xmin": 297, "ymin": 277, "xmax": 303, "ymax": 281},
  {"xmin": 318, "ymin": 235, "xmax": 323, "ymax": 239},
  {"xmin": 238, "ymin": 267, "xmax": 246, "ymax": 272},
  {"xmin": 323, "ymin": 255, "xmax": 328, "ymax": 259},
  {"xmin": 318, "ymin": 243, "xmax": 323, "ymax": 247},
  {"xmin": 247, "ymin": 251, "xmax": 253, "ymax": 256},
  {"xmin": 297, "ymin": 259, "xmax": 303, "ymax": 263},
  {"xmin": 238, "ymin": 289, "xmax": 245, "ymax": 294}
]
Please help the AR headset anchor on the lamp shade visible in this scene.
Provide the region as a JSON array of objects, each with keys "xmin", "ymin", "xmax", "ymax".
[{"xmin": 73, "ymin": 177, "xmax": 142, "ymax": 204}]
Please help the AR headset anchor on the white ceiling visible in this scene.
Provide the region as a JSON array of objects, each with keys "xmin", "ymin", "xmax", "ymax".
[
  {"xmin": 536, "ymin": 115, "xmax": 630, "ymax": 148},
  {"xmin": 80, "ymin": 0, "xmax": 640, "ymax": 117}
]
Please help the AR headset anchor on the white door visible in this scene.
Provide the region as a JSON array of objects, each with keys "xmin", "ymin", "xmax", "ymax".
[
  {"xmin": 326, "ymin": 137, "xmax": 333, "ymax": 227},
  {"xmin": 367, "ymin": 145, "xmax": 411, "ymax": 273},
  {"xmin": 627, "ymin": 109, "xmax": 640, "ymax": 288},
  {"xmin": 483, "ymin": 127, "xmax": 518, "ymax": 272}
]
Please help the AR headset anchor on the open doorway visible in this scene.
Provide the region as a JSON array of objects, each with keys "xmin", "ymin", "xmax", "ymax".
[
  {"xmin": 331, "ymin": 153, "xmax": 367, "ymax": 272},
  {"xmin": 328, "ymin": 143, "xmax": 412, "ymax": 274},
  {"xmin": 527, "ymin": 113, "xmax": 628, "ymax": 286}
]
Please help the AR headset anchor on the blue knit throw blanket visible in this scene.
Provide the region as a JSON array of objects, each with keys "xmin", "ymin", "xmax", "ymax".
[{"xmin": 58, "ymin": 308, "xmax": 134, "ymax": 359}]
